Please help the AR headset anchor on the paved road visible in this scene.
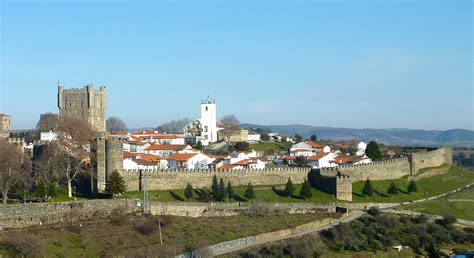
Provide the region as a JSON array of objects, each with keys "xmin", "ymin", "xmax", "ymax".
[{"xmin": 212, "ymin": 210, "xmax": 366, "ymax": 257}]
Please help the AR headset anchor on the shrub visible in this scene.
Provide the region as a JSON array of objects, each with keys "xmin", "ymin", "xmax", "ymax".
[
  {"xmin": 47, "ymin": 184, "xmax": 57, "ymax": 198},
  {"xmin": 184, "ymin": 183, "xmax": 193, "ymax": 199},
  {"xmin": 285, "ymin": 177, "xmax": 296, "ymax": 196},
  {"xmin": 412, "ymin": 214, "xmax": 429, "ymax": 224},
  {"xmin": 211, "ymin": 175, "xmax": 220, "ymax": 201},
  {"xmin": 299, "ymin": 180, "xmax": 312, "ymax": 199},
  {"xmin": 34, "ymin": 181, "xmax": 47, "ymax": 200},
  {"xmin": 362, "ymin": 178, "xmax": 373, "ymax": 196},
  {"xmin": 134, "ymin": 217, "xmax": 158, "ymax": 235},
  {"xmin": 0, "ymin": 233, "xmax": 43, "ymax": 256},
  {"xmin": 387, "ymin": 182, "xmax": 398, "ymax": 194},
  {"xmin": 198, "ymin": 188, "xmax": 212, "ymax": 202},
  {"xmin": 244, "ymin": 182, "xmax": 255, "ymax": 199},
  {"xmin": 235, "ymin": 141, "xmax": 250, "ymax": 151},
  {"xmin": 367, "ymin": 207, "xmax": 380, "ymax": 217},
  {"xmin": 226, "ymin": 180, "xmax": 235, "ymax": 199},
  {"xmin": 244, "ymin": 203, "xmax": 271, "ymax": 218},
  {"xmin": 408, "ymin": 180, "xmax": 417, "ymax": 193}
]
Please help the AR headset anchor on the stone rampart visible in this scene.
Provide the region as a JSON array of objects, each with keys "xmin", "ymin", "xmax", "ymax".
[
  {"xmin": 0, "ymin": 199, "xmax": 139, "ymax": 230},
  {"xmin": 121, "ymin": 167, "xmax": 310, "ymax": 191},
  {"xmin": 411, "ymin": 146, "xmax": 452, "ymax": 172}
]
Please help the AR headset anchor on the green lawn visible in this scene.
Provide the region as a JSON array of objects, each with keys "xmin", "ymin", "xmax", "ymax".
[
  {"xmin": 46, "ymin": 187, "xmax": 87, "ymax": 203},
  {"xmin": 249, "ymin": 141, "xmax": 290, "ymax": 154},
  {"xmin": 122, "ymin": 183, "xmax": 337, "ymax": 204},
  {"xmin": 402, "ymin": 186, "xmax": 474, "ymax": 220},
  {"xmin": 352, "ymin": 164, "xmax": 474, "ymax": 203}
]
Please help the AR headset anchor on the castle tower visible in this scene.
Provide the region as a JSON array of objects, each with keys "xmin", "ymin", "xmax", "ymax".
[
  {"xmin": 0, "ymin": 113, "xmax": 11, "ymax": 138},
  {"xmin": 58, "ymin": 84, "xmax": 107, "ymax": 133},
  {"xmin": 200, "ymin": 98, "xmax": 217, "ymax": 143},
  {"xmin": 91, "ymin": 137, "xmax": 123, "ymax": 193}
]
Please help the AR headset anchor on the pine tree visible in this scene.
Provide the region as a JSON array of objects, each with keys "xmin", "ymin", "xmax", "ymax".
[
  {"xmin": 407, "ymin": 180, "xmax": 417, "ymax": 193},
  {"xmin": 244, "ymin": 182, "xmax": 255, "ymax": 199},
  {"xmin": 299, "ymin": 180, "xmax": 313, "ymax": 199},
  {"xmin": 388, "ymin": 182, "xmax": 399, "ymax": 194},
  {"xmin": 226, "ymin": 180, "xmax": 235, "ymax": 199},
  {"xmin": 218, "ymin": 178, "xmax": 226, "ymax": 201},
  {"xmin": 285, "ymin": 177, "xmax": 296, "ymax": 196},
  {"xmin": 105, "ymin": 170, "xmax": 127, "ymax": 197},
  {"xmin": 362, "ymin": 178, "xmax": 374, "ymax": 196},
  {"xmin": 35, "ymin": 181, "xmax": 47, "ymax": 199},
  {"xmin": 366, "ymin": 141, "xmax": 383, "ymax": 160},
  {"xmin": 184, "ymin": 183, "xmax": 194, "ymax": 199},
  {"xmin": 211, "ymin": 175, "xmax": 219, "ymax": 201}
]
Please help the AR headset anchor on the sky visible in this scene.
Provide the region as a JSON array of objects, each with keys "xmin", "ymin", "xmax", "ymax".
[{"xmin": 1, "ymin": 0, "xmax": 472, "ymax": 130}]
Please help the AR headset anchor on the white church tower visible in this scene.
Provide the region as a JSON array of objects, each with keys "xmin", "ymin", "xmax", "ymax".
[{"xmin": 200, "ymin": 97, "xmax": 217, "ymax": 143}]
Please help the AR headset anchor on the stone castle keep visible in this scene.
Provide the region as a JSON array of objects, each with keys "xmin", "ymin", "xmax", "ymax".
[
  {"xmin": 58, "ymin": 85, "xmax": 107, "ymax": 133},
  {"xmin": 92, "ymin": 137, "xmax": 452, "ymax": 201}
]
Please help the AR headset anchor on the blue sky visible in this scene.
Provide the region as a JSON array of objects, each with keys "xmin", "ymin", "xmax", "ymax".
[{"xmin": 1, "ymin": 0, "xmax": 472, "ymax": 130}]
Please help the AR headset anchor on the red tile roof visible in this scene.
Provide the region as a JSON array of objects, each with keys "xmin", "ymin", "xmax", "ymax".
[
  {"xmin": 167, "ymin": 153, "xmax": 198, "ymax": 161},
  {"xmin": 308, "ymin": 152, "xmax": 330, "ymax": 161},
  {"xmin": 146, "ymin": 144, "xmax": 186, "ymax": 151},
  {"xmin": 305, "ymin": 141, "xmax": 323, "ymax": 148},
  {"xmin": 220, "ymin": 164, "xmax": 238, "ymax": 170},
  {"xmin": 131, "ymin": 129, "xmax": 155, "ymax": 135}
]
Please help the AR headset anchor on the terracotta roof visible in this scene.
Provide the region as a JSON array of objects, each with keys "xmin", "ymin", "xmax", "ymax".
[
  {"xmin": 123, "ymin": 151, "xmax": 140, "ymax": 158},
  {"xmin": 220, "ymin": 164, "xmax": 238, "ymax": 170},
  {"xmin": 167, "ymin": 153, "xmax": 198, "ymax": 161},
  {"xmin": 146, "ymin": 144, "xmax": 186, "ymax": 151},
  {"xmin": 113, "ymin": 131, "xmax": 129, "ymax": 135},
  {"xmin": 291, "ymin": 148, "xmax": 312, "ymax": 152},
  {"xmin": 305, "ymin": 141, "xmax": 323, "ymax": 148},
  {"xmin": 308, "ymin": 152, "xmax": 330, "ymax": 161},
  {"xmin": 136, "ymin": 159, "xmax": 158, "ymax": 166},
  {"xmin": 277, "ymin": 155, "xmax": 297, "ymax": 161},
  {"xmin": 131, "ymin": 129, "xmax": 155, "ymax": 135}
]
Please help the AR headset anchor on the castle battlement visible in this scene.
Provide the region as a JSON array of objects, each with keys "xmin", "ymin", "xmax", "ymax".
[{"xmin": 122, "ymin": 167, "xmax": 308, "ymax": 175}]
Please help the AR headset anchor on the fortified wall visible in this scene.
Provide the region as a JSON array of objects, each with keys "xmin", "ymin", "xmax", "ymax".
[{"xmin": 121, "ymin": 167, "xmax": 310, "ymax": 191}]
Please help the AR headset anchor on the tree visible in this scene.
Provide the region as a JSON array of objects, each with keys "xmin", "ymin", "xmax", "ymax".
[
  {"xmin": 36, "ymin": 112, "xmax": 58, "ymax": 132},
  {"xmin": 106, "ymin": 116, "xmax": 128, "ymax": 132},
  {"xmin": 211, "ymin": 175, "xmax": 220, "ymax": 201},
  {"xmin": 388, "ymin": 182, "xmax": 399, "ymax": 194},
  {"xmin": 195, "ymin": 141, "xmax": 203, "ymax": 150},
  {"xmin": 294, "ymin": 134, "xmax": 303, "ymax": 143},
  {"xmin": 362, "ymin": 178, "xmax": 374, "ymax": 196},
  {"xmin": 244, "ymin": 182, "xmax": 255, "ymax": 199},
  {"xmin": 285, "ymin": 177, "xmax": 296, "ymax": 196},
  {"xmin": 0, "ymin": 140, "xmax": 31, "ymax": 204},
  {"xmin": 184, "ymin": 183, "xmax": 193, "ymax": 199},
  {"xmin": 366, "ymin": 141, "xmax": 383, "ymax": 160},
  {"xmin": 226, "ymin": 181, "xmax": 235, "ymax": 199},
  {"xmin": 260, "ymin": 133, "xmax": 270, "ymax": 141},
  {"xmin": 34, "ymin": 181, "xmax": 47, "ymax": 200},
  {"xmin": 408, "ymin": 180, "xmax": 417, "ymax": 193},
  {"xmin": 220, "ymin": 115, "xmax": 240, "ymax": 126},
  {"xmin": 295, "ymin": 156, "xmax": 308, "ymax": 167},
  {"xmin": 218, "ymin": 178, "xmax": 226, "ymax": 202},
  {"xmin": 348, "ymin": 146, "xmax": 357, "ymax": 156},
  {"xmin": 160, "ymin": 118, "xmax": 192, "ymax": 134},
  {"xmin": 310, "ymin": 134, "xmax": 317, "ymax": 142},
  {"xmin": 235, "ymin": 141, "xmax": 250, "ymax": 151},
  {"xmin": 105, "ymin": 170, "xmax": 126, "ymax": 196},
  {"xmin": 299, "ymin": 180, "xmax": 313, "ymax": 199},
  {"xmin": 47, "ymin": 184, "xmax": 57, "ymax": 198}
]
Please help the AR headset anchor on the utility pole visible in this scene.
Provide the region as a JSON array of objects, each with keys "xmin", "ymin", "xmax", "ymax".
[{"xmin": 143, "ymin": 174, "xmax": 149, "ymax": 215}]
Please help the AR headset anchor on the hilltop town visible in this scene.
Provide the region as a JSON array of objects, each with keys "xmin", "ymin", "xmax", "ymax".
[{"xmin": 0, "ymin": 85, "xmax": 473, "ymax": 257}]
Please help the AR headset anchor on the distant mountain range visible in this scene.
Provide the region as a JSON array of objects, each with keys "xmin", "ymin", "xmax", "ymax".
[{"xmin": 241, "ymin": 123, "xmax": 474, "ymax": 147}]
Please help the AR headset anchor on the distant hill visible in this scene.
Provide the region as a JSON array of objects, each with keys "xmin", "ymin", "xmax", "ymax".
[{"xmin": 241, "ymin": 123, "xmax": 474, "ymax": 147}]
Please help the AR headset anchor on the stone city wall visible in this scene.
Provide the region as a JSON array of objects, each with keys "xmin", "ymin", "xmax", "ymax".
[
  {"xmin": 0, "ymin": 199, "xmax": 138, "ymax": 230},
  {"xmin": 122, "ymin": 167, "xmax": 310, "ymax": 191}
]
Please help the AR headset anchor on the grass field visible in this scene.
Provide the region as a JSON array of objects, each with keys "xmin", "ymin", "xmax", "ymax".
[
  {"xmin": 122, "ymin": 183, "xmax": 337, "ymax": 203},
  {"xmin": 0, "ymin": 212, "xmax": 339, "ymax": 257},
  {"xmin": 352, "ymin": 164, "xmax": 474, "ymax": 203},
  {"xmin": 402, "ymin": 186, "xmax": 474, "ymax": 220}
]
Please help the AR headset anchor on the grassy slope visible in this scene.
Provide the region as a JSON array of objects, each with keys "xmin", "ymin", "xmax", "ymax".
[
  {"xmin": 352, "ymin": 164, "xmax": 474, "ymax": 203},
  {"xmin": 402, "ymin": 186, "xmax": 474, "ymax": 220},
  {"xmin": 0, "ymin": 213, "xmax": 340, "ymax": 257},
  {"xmin": 249, "ymin": 142, "xmax": 290, "ymax": 153},
  {"xmin": 122, "ymin": 183, "xmax": 337, "ymax": 203}
]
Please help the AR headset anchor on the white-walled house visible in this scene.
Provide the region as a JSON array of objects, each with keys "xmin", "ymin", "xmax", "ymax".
[
  {"xmin": 246, "ymin": 132, "xmax": 261, "ymax": 143},
  {"xmin": 123, "ymin": 152, "xmax": 167, "ymax": 169},
  {"xmin": 144, "ymin": 144, "xmax": 190, "ymax": 156},
  {"xmin": 221, "ymin": 157, "xmax": 267, "ymax": 170},
  {"xmin": 290, "ymin": 141, "xmax": 323, "ymax": 156},
  {"xmin": 307, "ymin": 152, "xmax": 337, "ymax": 169},
  {"xmin": 224, "ymin": 150, "xmax": 258, "ymax": 165},
  {"xmin": 167, "ymin": 153, "xmax": 213, "ymax": 169},
  {"xmin": 40, "ymin": 131, "xmax": 59, "ymax": 142},
  {"xmin": 335, "ymin": 141, "xmax": 367, "ymax": 156}
]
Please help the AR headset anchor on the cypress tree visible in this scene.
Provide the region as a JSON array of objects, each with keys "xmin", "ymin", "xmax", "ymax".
[
  {"xmin": 35, "ymin": 180, "xmax": 47, "ymax": 199},
  {"xmin": 184, "ymin": 183, "xmax": 193, "ymax": 199},
  {"xmin": 226, "ymin": 180, "xmax": 235, "ymax": 199},
  {"xmin": 366, "ymin": 141, "xmax": 383, "ymax": 160},
  {"xmin": 285, "ymin": 177, "xmax": 296, "ymax": 196},
  {"xmin": 362, "ymin": 178, "xmax": 374, "ymax": 196},
  {"xmin": 211, "ymin": 175, "xmax": 219, "ymax": 201},
  {"xmin": 388, "ymin": 182, "xmax": 399, "ymax": 194},
  {"xmin": 47, "ymin": 184, "xmax": 57, "ymax": 198},
  {"xmin": 218, "ymin": 178, "xmax": 226, "ymax": 201},
  {"xmin": 244, "ymin": 182, "xmax": 255, "ymax": 199},
  {"xmin": 408, "ymin": 180, "xmax": 417, "ymax": 193},
  {"xmin": 299, "ymin": 180, "xmax": 313, "ymax": 199}
]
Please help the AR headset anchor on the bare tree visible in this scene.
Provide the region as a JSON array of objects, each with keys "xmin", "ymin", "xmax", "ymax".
[
  {"xmin": 0, "ymin": 140, "xmax": 31, "ymax": 204},
  {"xmin": 160, "ymin": 118, "xmax": 192, "ymax": 133},
  {"xmin": 33, "ymin": 144, "xmax": 61, "ymax": 186},
  {"xmin": 106, "ymin": 116, "xmax": 128, "ymax": 132},
  {"xmin": 36, "ymin": 112, "xmax": 59, "ymax": 132},
  {"xmin": 220, "ymin": 115, "xmax": 240, "ymax": 126},
  {"xmin": 58, "ymin": 117, "xmax": 96, "ymax": 144}
]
